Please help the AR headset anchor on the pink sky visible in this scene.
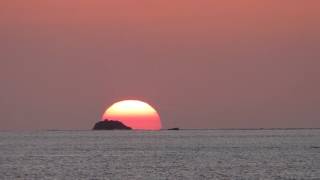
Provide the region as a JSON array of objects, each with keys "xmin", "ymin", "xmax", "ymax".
[{"xmin": 1, "ymin": 1, "xmax": 320, "ymax": 130}]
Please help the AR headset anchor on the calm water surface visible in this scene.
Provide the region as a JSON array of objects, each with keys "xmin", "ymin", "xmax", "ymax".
[{"xmin": 0, "ymin": 130, "xmax": 319, "ymax": 179}]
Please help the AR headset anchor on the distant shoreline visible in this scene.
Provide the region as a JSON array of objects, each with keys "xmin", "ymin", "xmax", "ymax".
[
  {"xmin": 1, "ymin": 128, "xmax": 320, "ymax": 132},
  {"xmin": 176, "ymin": 128, "xmax": 320, "ymax": 131}
]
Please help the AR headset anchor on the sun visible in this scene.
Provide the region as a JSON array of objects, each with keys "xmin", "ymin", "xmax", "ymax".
[{"xmin": 102, "ymin": 100, "xmax": 162, "ymax": 130}]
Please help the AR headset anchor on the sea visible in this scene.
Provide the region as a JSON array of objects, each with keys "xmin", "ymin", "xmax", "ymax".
[{"xmin": 0, "ymin": 129, "xmax": 319, "ymax": 180}]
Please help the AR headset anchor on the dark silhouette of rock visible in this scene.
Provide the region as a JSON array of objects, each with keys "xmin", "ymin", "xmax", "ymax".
[
  {"xmin": 168, "ymin": 128, "xmax": 180, "ymax": 130},
  {"xmin": 93, "ymin": 119, "xmax": 132, "ymax": 130}
]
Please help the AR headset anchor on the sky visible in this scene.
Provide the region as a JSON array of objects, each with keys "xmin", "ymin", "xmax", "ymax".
[{"xmin": 1, "ymin": 1, "xmax": 320, "ymax": 130}]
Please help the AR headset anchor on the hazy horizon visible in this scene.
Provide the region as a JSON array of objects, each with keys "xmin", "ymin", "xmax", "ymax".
[{"xmin": 1, "ymin": 1, "xmax": 320, "ymax": 130}]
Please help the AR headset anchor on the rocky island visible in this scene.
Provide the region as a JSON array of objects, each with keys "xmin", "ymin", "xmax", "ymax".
[{"xmin": 93, "ymin": 119, "xmax": 132, "ymax": 130}]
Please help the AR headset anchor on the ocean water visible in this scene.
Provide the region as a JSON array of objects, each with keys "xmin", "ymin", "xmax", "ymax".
[{"xmin": 0, "ymin": 129, "xmax": 319, "ymax": 180}]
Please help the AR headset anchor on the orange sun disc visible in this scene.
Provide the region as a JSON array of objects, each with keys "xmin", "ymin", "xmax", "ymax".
[{"xmin": 102, "ymin": 100, "xmax": 162, "ymax": 130}]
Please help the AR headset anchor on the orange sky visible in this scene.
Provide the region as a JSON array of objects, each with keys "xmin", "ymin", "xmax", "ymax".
[{"xmin": 0, "ymin": 1, "xmax": 320, "ymax": 130}]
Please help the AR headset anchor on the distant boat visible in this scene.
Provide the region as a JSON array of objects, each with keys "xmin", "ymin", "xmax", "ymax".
[{"xmin": 168, "ymin": 128, "xmax": 180, "ymax": 130}]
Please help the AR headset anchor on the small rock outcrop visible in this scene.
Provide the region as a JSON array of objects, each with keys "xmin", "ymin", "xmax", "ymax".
[
  {"xmin": 93, "ymin": 120, "xmax": 132, "ymax": 130},
  {"xmin": 168, "ymin": 128, "xmax": 180, "ymax": 130}
]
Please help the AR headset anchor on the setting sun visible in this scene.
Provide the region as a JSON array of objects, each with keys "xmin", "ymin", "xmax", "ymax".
[{"xmin": 103, "ymin": 100, "xmax": 162, "ymax": 130}]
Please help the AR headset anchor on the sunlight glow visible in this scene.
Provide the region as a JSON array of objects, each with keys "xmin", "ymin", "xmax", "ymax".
[{"xmin": 102, "ymin": 100, "xmax": 161, "ymax": 130}]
